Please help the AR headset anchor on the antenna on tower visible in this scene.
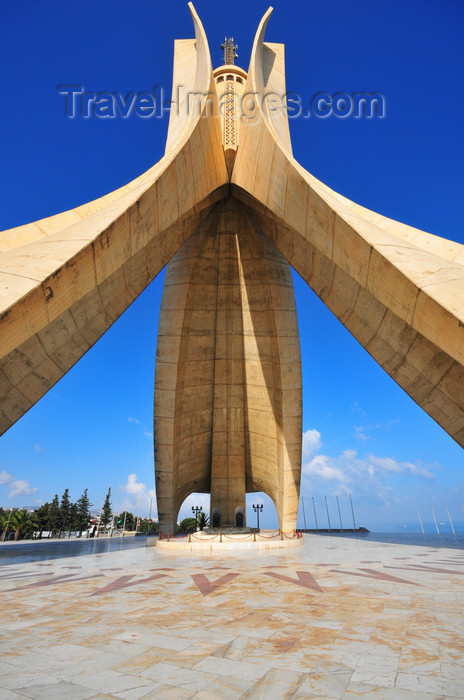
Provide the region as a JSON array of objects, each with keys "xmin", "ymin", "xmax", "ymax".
[{"xmin": 221, "ymin": 37, "xmax": 238, "ymax": 65}]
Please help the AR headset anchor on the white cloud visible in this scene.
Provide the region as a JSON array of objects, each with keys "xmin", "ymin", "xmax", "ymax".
[
  {"xmin": 368, "ymin": 455, "xmax": 402, "ymax": 474},
  {"xmin": 121, "ymin": 474, "xmax": 156, "ymax": 517},
  {"xmin": 301, "ymin": 429, "xmax": 438, "ymax": 498},
  {"xmin": 402, "ymin": 462, "xmax": 435, "ymax": 480},
  {"xmin": 128, "ymin": 417, "xmax": 152, "ymax": 440},
  {"xmin": 0, "ymin": 470, "xmax": 38, "ymax": 498},
  {"xmin": 125, "ymin": 473, "xmax": 146, "ymax": 496},
  {"xmin": 9, "ymin": 479, "xmax": 38, "ymax": 498},
  {"xmin": 304, "ymin": 455, "xmax": 349, "ymax": 483},
  {"xmin": 354, "ymin": 426, "xmax": 369, "ymax": 441},
  {"xmin": 302, "ymin": 429, "xmax": 322, "ymax": 461}
]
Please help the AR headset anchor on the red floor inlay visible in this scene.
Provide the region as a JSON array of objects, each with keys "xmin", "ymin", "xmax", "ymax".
[
  {"xmin": 386, "ymin": 564, "xmax": 464, "ymax": 576},
  {"xmin": 265, "ymin": 570, "xmax": 323, "ymax": 593},
  {"xmin": 90, "ymin": 573, "xmax": 167, "ymax": 596},
  {"xmin": 0, "ymin": 572, "xmax": 52, "ymax": 580},
  {"xmin": 333, "ymin": 568, "xmax": 420, "ymax": 586},
  {"xmin": 191, "ymin": 573, "xmax": 239, "ymax": 596},
  {"xmin": 9, "ymin": 573, "xmax": 102, "ymax": 591}
]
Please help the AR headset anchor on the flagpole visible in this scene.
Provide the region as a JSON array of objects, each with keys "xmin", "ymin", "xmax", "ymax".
[
  {"xmin": 122, "ymin": 500, "xmax": 128, "ymax": 537},
  {"xmin": 446, "ymin": 507, "xmax": 456, "ymax": 536},
  {"xmin": 336, "ymin": 495, "xmax": 343, "ymax": 532},
  {"xmin": 417, "ymin": 508, "xmax": 424, "ymax": 534},
  {"xmin": 312, "ymin": 497, "xmax": 318, "ymax": 531},
  {"xmin": 96, "ymin": 499, "xmax": 104, "ymax": 537},
  {"xmin": 136, "ymin": 496, "xmax": 141, "ymax": 533},
  {"xmin": 431, "ymin": 508, "xmax": 440, "ymax": 534},
  {"xmin": 301, "ymin": 497, "xmax": 307, "ymax": 531},
  {"xmin": 325, "ymin": 496, "xmax": 331, "ymax": 532},
  {"xmin": 349, "ymin": 493, "xmax": 356, "ymax": 531}
]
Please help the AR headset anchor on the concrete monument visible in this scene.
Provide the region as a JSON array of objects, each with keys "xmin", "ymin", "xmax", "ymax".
[{"xmin": 0, "ymin": 6, "xmax": 463, "ymax": 535}]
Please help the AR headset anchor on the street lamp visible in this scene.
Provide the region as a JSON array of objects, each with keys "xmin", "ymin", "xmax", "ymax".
[
  {"xmin": 192, "ymin": 505, "xmax": 202, "ymax": 530},
  {"xmin": 253, "ymin": 504, "xmax": 263, "ymax": 529}
]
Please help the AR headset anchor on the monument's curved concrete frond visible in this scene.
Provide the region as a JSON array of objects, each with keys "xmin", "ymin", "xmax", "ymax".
[
  {"xmin": 232, "ymin": 7, "xmax": 464, "ymax": 449},
  {"xmin": 0, "ymin": 3, "xmax": 228, "ymax": 435},
  {"xmin": 0, "ymin": 3, "xmax": 462, "ymax": 536}
]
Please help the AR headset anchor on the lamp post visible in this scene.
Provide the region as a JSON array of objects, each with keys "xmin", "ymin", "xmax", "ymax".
[
  {"xmin": 192, "ymin": 506, "xmax": 202, "ymax": 530},
  {"xmin": 253, "ymin": 504, "xmax": 263, "ymax": 529}
]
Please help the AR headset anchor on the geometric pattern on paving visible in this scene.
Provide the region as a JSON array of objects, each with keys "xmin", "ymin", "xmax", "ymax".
[{"xmin": 1, "ymin": 535, "xmax": 464, "ymax": 698}]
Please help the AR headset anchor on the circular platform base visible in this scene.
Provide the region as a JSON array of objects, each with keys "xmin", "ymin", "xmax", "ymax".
[{"xmin": 153, "ymin": 531, "xmax": 304, "ymax": 552}]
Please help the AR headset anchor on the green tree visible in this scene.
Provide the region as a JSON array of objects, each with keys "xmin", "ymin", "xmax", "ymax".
[
  {"xmin": 48, "ymin": 495, "xmax": 61, "ymax": 536},
  {"xmin": 100, "ymin": 487, "xmax": 112, "ymax": 530},
  {"xmin": 179, "ymin": 517, "xmax": 197, "ymax": 533},
  {"xmin": 11, "ymin": 510, "xmax": 36, "ymax": 541},
  {"xmin": 137, "ymin": 518, "xmax": 158, "ymax": 534},
  {"xmin": 69, "ymin": 502, "xmax": 79, "ymax": 532},
  {"xmin": 35, "ymin": 502, "xmax": 51, "ymax": 538},
  {"xmin": 60, "ymin": 488, "xmax": 71, "ymax": 534},
  {"xmin": 76, "ymin": 488, "xmax": 92, "ymax": 532},
  {"xmin": 117, "ymin": 511, "xmax": 135, "ymax": 531}
]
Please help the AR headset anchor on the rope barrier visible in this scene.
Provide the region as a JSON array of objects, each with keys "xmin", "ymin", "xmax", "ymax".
[
  {"xmin": 257, "ymin": 532, "xmax": 280, "ymax": 539},
  {"xmin": 158, "ymin": 528, "xmax": 302, "ymax": 544}
]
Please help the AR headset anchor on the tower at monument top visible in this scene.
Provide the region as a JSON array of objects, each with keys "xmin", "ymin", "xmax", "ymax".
[{"xmin": 221, "ymin": 37, "xmax": 238, "ymax": 65}]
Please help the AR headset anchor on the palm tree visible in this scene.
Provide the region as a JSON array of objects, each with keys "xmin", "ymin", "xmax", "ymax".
[
  {"xmin": 11, "ymin": 510, "xmax": 36, "ymax": 541},
  {"xmin": 0, "ymin": 511, "xmax": 11, "ymax": 542},
  {"xmin": 197, "ymin": 512, "xmax": 210, "ymax": 531}
]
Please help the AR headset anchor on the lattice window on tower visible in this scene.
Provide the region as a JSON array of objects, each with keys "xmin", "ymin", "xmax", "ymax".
[{"xmin": 224, "ymin": 80, "xmax": 236, "ymax": 148}]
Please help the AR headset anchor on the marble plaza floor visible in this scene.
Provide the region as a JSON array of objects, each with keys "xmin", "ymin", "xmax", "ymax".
[{"xmin": 1, "ymin": 535, "xmax": 464, "ymax": 699}]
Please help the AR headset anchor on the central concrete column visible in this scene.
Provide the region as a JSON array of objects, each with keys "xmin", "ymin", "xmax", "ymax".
[
  {"xmin": 154, "ymin": 195, "xmax": 302, "ymax": 535},
  {"xmin": 210, "ymin": 203, "xmax": 247, "ymax": 527}
]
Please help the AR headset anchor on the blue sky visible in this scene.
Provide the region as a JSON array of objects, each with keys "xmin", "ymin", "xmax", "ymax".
[{"xmin": 1, "ymin": 0, "xmax": 463, "ymax": 531}]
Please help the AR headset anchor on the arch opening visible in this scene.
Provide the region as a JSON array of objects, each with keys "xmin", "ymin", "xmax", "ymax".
[
  {"xmin": 234, "ymin": 506, "xmax": 245, "ymax": 528},
  {"xmin": 246, "ymin": 492, "xmax": 279, "ymax": 530}
]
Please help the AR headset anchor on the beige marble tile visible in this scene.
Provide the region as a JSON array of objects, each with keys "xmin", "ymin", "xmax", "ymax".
[
  {"xmin": 0, "ymin": 536, "xmax": 463, "ymax": 699},
  {"xmin": 193, "ymin": 675, "xmax": 255, "ymax": 699},
  {"xmin": 192, "ymin": 655, "xmax": 269, "ymax": 681}
]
